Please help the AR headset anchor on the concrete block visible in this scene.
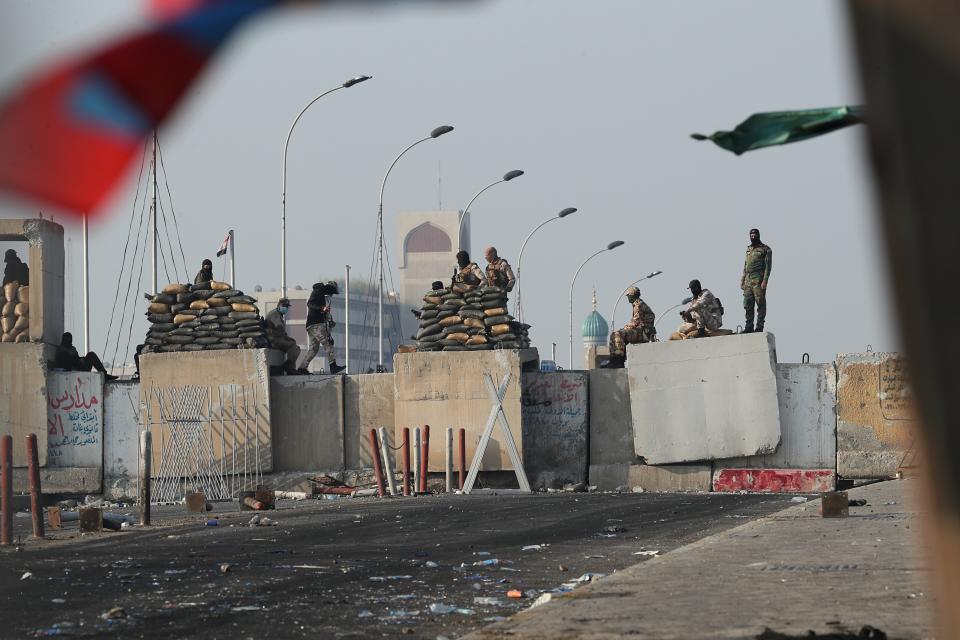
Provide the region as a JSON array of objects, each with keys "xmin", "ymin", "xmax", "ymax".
[
  {"xmin": 270, "ymin": 375, "xmax": 344, "ymax": 472},
  {"xmin": 836, "ymin": 352, "xmax": 917, "ymax": 478},
  {"xmin": 1, "ymin": 218, "xmax": 65, "ymax": 344},
  {"xmin": 393, "ymin": 351, "xmax": 525, "ymax": 472},
  {"xmin": 103, "ymin": 381, "xmax": 142, "ymax": 499},
  {"xmin": 343, "ymin": 373, "xmax": 394, "ymax": 469},
  {"xmin": 13, "ymin": 466, "xmax": 101, "ymax": 494},
  {"xmin": 720, "ymin": 363, "xmax": 837, "ymax": 469},
  {"xmin": 46, "ymin": 371, "xmax": 103, "ymax": 468},
  {"xmin": 521, "ymin": 371, "xmax": 589, "ymax": 489},
  {"xmin": 589, "ymin": 462, "xmax": 711, "ymax": 492},
  {"xmin": 0, "ymin": 342, "xmax": 49, "ymax": 466},
  {"xmin": 587, "ymin": 369, "xmax": 636, "ymax": 466},
  {"xmin": 140, "ymin": 349, "xmax": 273, "ymax": 474},
  {"xmin": 712, "ymin": 468, "xmax": 835, "ymax": 493},
  {"xmin": 627, "ymin": 332, "xmax": 781, "ymax": 464}
]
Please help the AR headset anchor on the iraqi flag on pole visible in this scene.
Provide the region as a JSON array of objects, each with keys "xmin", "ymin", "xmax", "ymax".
[
  {"xmin": 691, "ymin": 106, "xmax": 865, "ymax": 155},
  {"xmin": 216, "ymin": 232, "xmax": 230, "ymax": 257}
]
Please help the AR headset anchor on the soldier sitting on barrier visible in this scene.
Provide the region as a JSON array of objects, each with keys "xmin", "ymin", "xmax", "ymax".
[
  {"xmin": 605, "ymin": 286, "xmax": 656, "ymax": 368},
  {"xmin": 671, "ymin": 279, "xmax": 725, "ymax": 340}
]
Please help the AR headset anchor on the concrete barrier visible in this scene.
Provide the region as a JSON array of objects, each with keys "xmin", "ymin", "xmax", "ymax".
[
  {"xmin": 394, "ymin": 351, "xmax": 530, "ymax": 472},
  {"xmin": 713, "ymin": 468, "xmax": 834, "ymax": 493},
  {"xmin": 344, "ymin": 374, "xmax": 394, "ymax": 469},
  {"xmin": 627, "ymin": 332, "xmax": 781, "ymax": 464},
  {"xmin": 587, "ymin": 369, "xmax": 636, "ymax": 467},
  {"xmin": 0, "ymin": 343, "xmax": 49, "ymax": 467},
  {"xmin": 521, "ymin": 371, "xmax": 589, "ymax": 489},
  {"xmin": 270, "ymin": 375, "xmax": 344, "ymax": 472},
  {"xmin": 46, "ymin": 371, "xmax": 102, "ymax": 468},
  {"xmin": 836, "ymin": 352, "xmax": 917, "ymax": 479},
  {"xmin": 103, "ymin": 381, "xmax": 141, "ymax": 499},
  {"xmin": 589, "ymin": 462, "xmax": 712, "ymax": 492}
]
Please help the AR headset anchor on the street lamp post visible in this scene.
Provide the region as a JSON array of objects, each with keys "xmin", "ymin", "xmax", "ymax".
[
  {"xmin": 377, "ymin": 125, "xmax": 454, "ymax": 371},
  {"xmin": 610, "ymin": 270, "xmax": 663, "ymax": 329},
  {"xmin": 515, "ymin": 207, "xmax": 577, "ymax": 323},
  {"xmin": 568, "ymin": 240, "xmax": 624, "ymax": 369},
  {"xmin": 281, "ymin": 75, "xmax": 371, "ymax": 297},
  {"xmin": 456, "ymin": 169, "xmax": 524, "ymax": 252}
]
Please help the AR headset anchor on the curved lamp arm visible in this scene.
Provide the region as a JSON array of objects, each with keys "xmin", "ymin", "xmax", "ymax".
[
  {"xmin": 568, "ymin": 241, "xmax": 624, "ymax": 368},
  {"xmin": 610, "ymin": 270, "xmax": 663, "ymax": 329}
]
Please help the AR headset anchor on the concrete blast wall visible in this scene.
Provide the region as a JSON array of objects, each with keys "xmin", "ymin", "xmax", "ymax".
[
  {"xmin": 0, "ymin": 342, "xmax": 49, "ymax": 466},
  {"xmin": 344, "ymin": 374, "xmax": 394, "ymax": 469},
  {"xmin": 394, "ymin": 351, "xmax": 527, "ymax": 472},
  {"xmin": 103, "ymin": 381, "xmax": 141, "ymax": 498},
  {"xmin": 270, "ymin": 375, "xmax": 344, "ymax": 472},
  {"xmin": 836, "ymin": 352, "xmax": 917, "ymax": 478},
  {"xmin": 46, "ymin": 371, "xmax": 102, "ymax": 468},
  {"xmin": 521, "ymin": 371, "xmax": 588, "ymax": 489},
  {"xmin": 627, "ymin": 332, "xmax": 781, "ymax": 464}
]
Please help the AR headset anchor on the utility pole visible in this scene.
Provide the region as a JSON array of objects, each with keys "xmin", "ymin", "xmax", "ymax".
[
  {"xmin": 82, "ymin": 212, "xmax": 89, "ymax": 354},
  {"xmin": 228, "ymin": 229, "xmax": 236, "ymax": 286},
  {"xmin": 345, "ymin": 264, "xmax": 351, "ymax": 374},
  {"xmin": 150, "ymin": 129, "xmax": 158, "ymax": 295}
]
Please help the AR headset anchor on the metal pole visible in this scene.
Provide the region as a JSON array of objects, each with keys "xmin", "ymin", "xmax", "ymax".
[
  {"xmin": 457, "ymin": 428, "xmax": 466, "ymax": 491},
  {"xmin": 26, "ymin": 434, "xmax": 43, "ymax": 538},
  {"xmin": 82, "ymin": 212, "xmax": 89, "ymax": 354},
  {"xmin": 151, "ymin": 129, "xmax": 158, "ymax": 295},
  {"xmin": 344, "ymin": 265, "xmax": 351, "ymax": 374},
  {"xmin": 378, "ymin": 426, "xmax": 397, "ymax": 496},
  {"xmin": 445, "ymin": 427, "xmax": 453, "ymax": 493},
  {"xmin": 402, "ymin": 427, "xmax": 411, "ymax": 496},
  {"xmin": 139, "ymin": 431, "xmax": 151, "ymax": 525},
  {"xmin": 420, "ymin": 424, "xmax": 430, "ymax": 493},
  {"xmin": 412, "ymin": 427, "xmax": 421, "ymax": 495},
  {"xmin": 228, "ymin": 229, "xmax": 236, "ymax": 287},
  {"xmin": 457, "ymin": 179, "xmax": 503, "ymax": 253},
  {"xmin": 369, "ymin": 429, "xmax": 386, "ymax": 497},
  {"xmin": 1, "ymin": 435, "xmax": 12, "ymax": 545},
  {"xmin": 569, "ymin": 248, "xmax": 606, "ymax": 369},
  {"xmin": 516, "ymin": 214, "xmax": 566, "ymax": 322},
  {"xmin": 551, "ymin": 342, "xmax": 557, "ymax": 363}
]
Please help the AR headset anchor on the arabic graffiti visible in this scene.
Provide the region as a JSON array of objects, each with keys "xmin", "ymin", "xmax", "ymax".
[{"xmin": 47, "ymin": 372, "xmax": 103, "ymax": 466}]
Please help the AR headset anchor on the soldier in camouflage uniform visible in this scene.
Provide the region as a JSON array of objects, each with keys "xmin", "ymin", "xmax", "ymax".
[
  {"xmin": 484, "ymin": 246, "xmax": 516, "ymax": 292},
  {"xmin": 608, "ymin": 287, "xmax": 656, "ymax": 365},
  {"xmin": 673, "ymin": 279, "xmax": 723, "ymax": 338},
  {"xmin": 453, "ymin": 250, "xmax": 485, "ymax": 288},
  {"xmin": 741, "ymin": 228, "xmax": 772, "ymax": 333}
]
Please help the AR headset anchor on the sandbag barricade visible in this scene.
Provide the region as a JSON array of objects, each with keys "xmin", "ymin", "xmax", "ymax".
[
  {"xmin": 412, "ymin": 283, "xmax": 531, "ymax": 352},
  {"xmin": 1, "ymin": 282, "xmax": 29, "ymax": 343}
]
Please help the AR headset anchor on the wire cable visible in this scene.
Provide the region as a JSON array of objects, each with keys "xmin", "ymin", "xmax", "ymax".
[{"xmin": 156, "ymin": 136, "xmax": 190, "ymax": 279}]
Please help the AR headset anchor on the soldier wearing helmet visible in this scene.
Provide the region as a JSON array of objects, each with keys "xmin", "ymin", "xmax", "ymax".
[{"xmin": 606, "ymin": 285, "xmax": 656, "ymax": 367}]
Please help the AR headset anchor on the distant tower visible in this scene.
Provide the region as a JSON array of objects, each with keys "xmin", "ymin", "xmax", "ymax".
[{"xmin": 581, "ymin": 289, "xmax": 610, "ymax": 369}]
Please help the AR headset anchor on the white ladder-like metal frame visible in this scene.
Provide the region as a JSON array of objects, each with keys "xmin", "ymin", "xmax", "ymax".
[{"xmin": 462, "ymin": 372, "xmax": 531, "ymax": 494}]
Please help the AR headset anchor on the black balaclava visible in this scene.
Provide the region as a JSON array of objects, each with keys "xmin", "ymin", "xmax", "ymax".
[
  {"xmin": 4, "ymin": 249, "xmax": 16, "ymax": 263},
  {"xmin": 688, "ymin": 279, "xmax": 703, "ymax": 299},
  {"xmin": 202, "ymin": 259, "xmax": 213, "ymax": 271},
  {"xmin": 62, "ymin": 332, "xmax": 73, "ymax": 347},
  {"xmin": 456, "ymin": 250, "xmax": 470, "ymax": 270},
  {"xmin": 750, "ymin": 228, "xmax": 761, "ymax": 246},
  {"xmin": 431, "ymin": 281, "xmax": 444, "ymax": 291}
]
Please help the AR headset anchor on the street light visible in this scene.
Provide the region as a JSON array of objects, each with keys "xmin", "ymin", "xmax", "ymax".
[
  {"xmin": 569, "ymin": 240, "xmax": 624, "ymax": 368},
  {"xmin": 456, "ymin": 169, "xmax": 525, "ymax": 252},
  {"xmin": 281, "ymin": 75, "xmax": 372, "ymax": 296},
  {"xmin": 376, "ymin": 124, "xmax": 455, "ymax": 370},
  {"xmin": 609, "ymin": 270, "xmax": 663, "ymax": 329},
  {"xmin": 514, "ymin": 207, "xmax": 577, "ymax": 323}
]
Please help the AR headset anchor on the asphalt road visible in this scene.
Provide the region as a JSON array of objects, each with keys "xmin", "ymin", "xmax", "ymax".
[{"xmin": 1, "ymin": 492, "xmax": 799, "ymax": 639}]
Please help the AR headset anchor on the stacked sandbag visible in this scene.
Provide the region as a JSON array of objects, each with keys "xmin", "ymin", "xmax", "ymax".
[
  {"xmin": 1, "ymin": 282, "xmax": 30, "ymax": 343},
  {"xmin": 140, "ymin": 280, "xmax": 269, "ymax": 355},
  {"xmin": 412, "ymin": 283, "xmax": 531, "ymax": 353},
  {"xmin": 476, "ymin": 285, "xmax": 531, "ymax": 350}
]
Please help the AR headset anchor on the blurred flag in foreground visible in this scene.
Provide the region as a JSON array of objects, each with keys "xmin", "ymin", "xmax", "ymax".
[
  {"xmin": 691, "ymin": 106, "xmax": 865, "ymax": 155},
  {"xmin": 0, "ymin": 0, "xmax": 276, "ymax": 216}
]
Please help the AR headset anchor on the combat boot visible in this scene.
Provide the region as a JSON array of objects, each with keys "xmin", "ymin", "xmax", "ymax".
[
  {"xmin": 755, "ymin": 323, "xmax": 764, "ymax": 333},
  {"xmin": 329, "ymin": 363, "xmax": 346, "ymax": 374},
  {"xmin": 742, "ymin": 324, "xmax": 754, "ymax": 334}
]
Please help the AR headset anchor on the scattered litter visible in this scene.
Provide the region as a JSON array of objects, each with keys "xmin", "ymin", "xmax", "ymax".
[
  {"xmin": 415, "ymin": 551, "xmax": 431, "ymax": 558},
  {"xmin": 219, "ymin": 564, "xmax": 232, "ymax": 574},
  {"xmin": 164, "ymin": 569, "xmax": 187, "ymax": 575},
  {"xmin": 601, "ymin": 525, "xmax": 626, "ymax": 534},
  {"xmin": 120, "ymin": 521, "xmax": 134, "ymax": 530},
  {"xmin": 885, "ymin": 501, "xmax": 898, "ymax": 506},
  {"xmin": 506, "ymin": 590, "xmax": 523, "ymax": 599},
  {"xmin": 499, "ymin": 567, "xmax": 521, "ymax": 572},
  {"xmin": 530, "ymin": 593, "xmax": 553, "ymax": 608},
  {"xmin": 387, "ymin": 609, "xmax": 420, "ymax": 619},
  {"xmin": 100, "ymin": 607, "xmax": 127, "ymax": 620},
  {"xmin": 275, "ymin": 490, "xmax": 308, "ymax": 500},
  {"xmin": 475, "ymin": 551, "xmax": 491, "ymax": 556},
  {"xmin": 358, "ymin": 610, "xmax": 374, "ymax": 618},
  {"xmin": 20, "ymin": 572, "xmax": 33, "ymax": 581},
  {"xmin": 576, "ymin": 572, "xmax": 605, "ymax": 583},
  {"xmin": 521, "ymin": 545, "xmax": 545, "ymax": 551},
  {"xmin": 370, "ymin": 575, "xmax": 413, "ymax": 582},
  {"xmin": 14, "ymin": 512, "xmax": 30, "ymax": 518},
  {"xmin": 429, "ymin": 603, "xmax": 473, "ymax": 615},
  {"xmin": 248, "ymin": 515, "xmax": 278, "ymax": 527},
  {"xmin": 558, "ymin": 564, "xmax": 568, "ymax": 572},
  {"xmin": 473, "ymin": 597, "xmax": 504, "ymax": 606},
  {"xmin": 424, "ymin": 561, "xmax": 439, "ymax": 568},
  {"xmin": 474, "ymin": 559, "xmax": 510, "ymax": 567},
  {"xmin": 790, "ymin": 497, "xmax": 808, "ymax": 503},
  {"xmin": 633, "ymin": 550, "xmax": 660, "ymax": 557},
  {"xmin": 205, "ymin": 519, "xmax": 219, "ymax": 527},
  {"xmin": 51, "ymin": 598, "xmax": 66, "ymax": 604},
  {"xmin": 292, "ymin": 564, "xmax": 326, "ymax": 570},
  {"xmin": 848, "ymin": 498, "xmax": 868, "ymax": 507},
  {"xmin": 231, "ymin": 606, "xmax": 263, "ymax": 612},
  {"xmin": 583, "ymin": 555, "xmax": 605, "ymax": 559}
]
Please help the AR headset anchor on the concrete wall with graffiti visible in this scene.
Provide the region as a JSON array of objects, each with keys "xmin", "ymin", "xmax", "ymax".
[
  {"xmin": 46, "ymin": 371, "xmax": 103, "ymax": 468},
  {"xmin": 521, "ymin": 371, "xmax": 589, "ymax": 489}
]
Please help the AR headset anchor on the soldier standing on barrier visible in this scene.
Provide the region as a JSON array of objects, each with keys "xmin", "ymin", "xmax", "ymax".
[
  {"xmin": 483, "ymin": 246, "xmax": 516, "ymax": 292},
  {"xmin": 606, "ymin": 286, "xmax": 656, "ymax": 367},
  {"xmin": 453, "ymin": 250, "xmax": 485, "ymax": 288},
  {"xmin": 301, "ymin": 281, "xmax": 345, "ymax": 374},
  {"xmin": 741, "ymin": 228, "xmax": 772, "ymax": 333}
]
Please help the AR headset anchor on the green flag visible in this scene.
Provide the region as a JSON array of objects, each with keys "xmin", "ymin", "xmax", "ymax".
[{"xmin": 691, "ymin": 106, "xmax": 865, "ymax": 155}]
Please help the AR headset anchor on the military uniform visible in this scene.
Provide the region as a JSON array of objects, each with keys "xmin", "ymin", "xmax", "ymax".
[
  {"xmin": 454, "ymin": 262, "xmax": 485, "ymax": 287},
  {"xmin": 609, "ymin": 298, "xmax": 656, "ymax": 356},
  {"xmin": 265, "ymin": 308, "xmax": 300, "ymax": 373},
  {"xmin": 741, "ymin": 241, "xmax": 772, "ymax": 332},
  {"xmin": 680, "ymin": 289, "xmax": 722, "ymax": 333},
  {"xmin": 485, "ymin": 258, "xmax": 516, "ymax": 292}
]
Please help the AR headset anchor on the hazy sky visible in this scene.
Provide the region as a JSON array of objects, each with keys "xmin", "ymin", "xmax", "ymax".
[{"xmin": 0, "ymin": 1, "xmax": 897, "ymax": 368}]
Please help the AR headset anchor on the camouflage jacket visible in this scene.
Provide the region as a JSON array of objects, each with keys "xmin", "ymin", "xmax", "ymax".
[
  {"xmin": 625, "ymin": 298, "xmax": 655, "ymax": 330},
  {"xmin": 486, "ymin": 258, "xmax": 516, "ymax": 291},
  {"xmin": 264, "ymin": 308, "xmax": 291, "ymax": 343},
  {"xmin": 687, "ymin": 289, "xmax": 723, "ymax": 328},
  {"xmin": 454, "ymin": 262, "xmax": 485, "ymax": 286},
  {"xmin": 742, "ymin": 242, "xmax": 773, "ymax": 282}
]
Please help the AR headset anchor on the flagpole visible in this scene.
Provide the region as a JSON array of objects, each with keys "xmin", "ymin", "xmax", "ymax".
[
  {"xmin": 229, "ymin": 229, "xmax": 235, "ymax": 287},
  {"xmin": 344, "ymin": 264, "xmax": 351, "ymax": 374},
  {"xmin": 150, "ymin": 129, "xmax": 158, "ymax": 294},
  {"xmin": 82, "ymin": 212, "xmax": 89, "ymax": 354}
]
